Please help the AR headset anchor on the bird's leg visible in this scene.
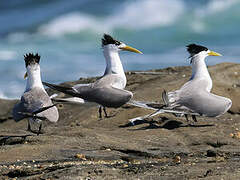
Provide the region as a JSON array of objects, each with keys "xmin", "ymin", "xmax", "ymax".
[
  {"xmin": 27, "ymin": 119, "xmax": 32, "ymax": 132},
  {"xmin": 184, "ymin": 114, "xmax": 190, "ymax": 123},
  {"xmin": 37, "ymin": 122, "xmax": 42, "ymax": 136},
  {"xmin": 98, "ymin": 106, "xmax": 102, "ymax": 119},
  {"xmin": 27, "ymin": 118, "xmax": 38, "ymax": 134},
  {"xmin": 103, "ymin": 107, "xmax": 108, "ymax": 118},
  {"xmin": 192, "ymin": 115, "xmax": 197, "ymax": 122}
]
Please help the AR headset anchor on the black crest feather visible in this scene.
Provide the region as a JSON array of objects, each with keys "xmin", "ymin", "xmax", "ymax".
[
  {"xmin": 24, "ymin": 53, "xmax": 41, "ymax": 67},
  {"xmin": 102, "ymin": 34, "xmax": 121, "ymax": 47},
  {"xmin": 186, "ymin": 44, "xmax": 208, "ymax": 56}
]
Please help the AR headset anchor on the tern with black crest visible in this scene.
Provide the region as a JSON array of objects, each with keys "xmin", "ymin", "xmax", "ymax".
[
  {"xmin": 43, "ymin": 34, "xmax": 143, "ymax": 118},
  {"xmin": 12, "ymin": 53, "xmax": 59, "ymax": 134},
  {"xmin": 129, "ymin": 44, "xmax": 232, "ymax": 124},
  {"xmin": 163, "ymin": 44, "xmax": 232, "ymax": 122}
]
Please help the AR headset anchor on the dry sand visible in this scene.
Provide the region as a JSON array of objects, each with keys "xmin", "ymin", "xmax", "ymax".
[{"xmin": 1, "ymin": 63, "xmax": 240, "ymax": 179}]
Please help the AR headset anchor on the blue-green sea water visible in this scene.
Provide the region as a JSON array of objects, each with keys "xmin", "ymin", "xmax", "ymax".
[{"xmin": 0, "ymin": 0, "xmax": 240, "ymax": 98}]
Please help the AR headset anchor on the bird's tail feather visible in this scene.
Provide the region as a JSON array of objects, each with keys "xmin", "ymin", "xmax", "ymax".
[
  {"xmin": 17, "ymin": 104, "xmax": 57, "ymax": 121},
  {"xmin": 43, "ymin": 82, "xmax": 77, "ymax": 97},
  {"xmin": 127, "ymin": 100, "xmax": 158, "ymax": 110},
  {"xmin": 162, "ymin": 89, "xmax": 169, "ymax": 106},
  {"xmin": 128, "ymin": 99, "xmax": 199, "ymax": 125},
  {"xmin": 51, "ymin": 97, "xmax": 85, "ymax": 104}
]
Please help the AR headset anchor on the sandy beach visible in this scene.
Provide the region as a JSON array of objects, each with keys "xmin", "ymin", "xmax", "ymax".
[{"xmin": 1, "ymin": 63, "xmax": 240, "ymax": 179}]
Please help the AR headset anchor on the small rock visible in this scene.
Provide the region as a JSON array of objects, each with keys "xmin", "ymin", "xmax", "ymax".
[
  {"xmin": 230, "ymin": 132, "xmax": 240, "ymax": 139},
  {"xmin": 207, "ymin": 150, "xmax": 216, "ymax": 157},
  {"xmin": 75, "ymin": 153, "xmax": 86, "ymax": 160},
  {"xmin": 216, "ymin": 156, "xmax": 225, "ymax": 162},
  {"xmin": 9, "ymin": 165, "xmax": 15, "ymax": 169},
  {"xmin": 235, "ymin": 132, "xmax": 240, "ymax": 138},
  {"xmin": 173, "ymin": 156, "xmax": 181, "ymax": 163}
]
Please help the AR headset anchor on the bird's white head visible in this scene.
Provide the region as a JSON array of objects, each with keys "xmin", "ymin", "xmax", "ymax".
[
  {"xmin": 24, "ymin": 53, "xmax": 41, "ymax": 79},
  {"xmin": 187, "ymin": 44, "xmax": 222, "ymax": 63},
  {"xmin": 102, "ymin": 34, "xmax": 143, "ymax": 54},
  {"xmin": 24, "ymin": 53, "xmax": 44, "ymax": 91}
]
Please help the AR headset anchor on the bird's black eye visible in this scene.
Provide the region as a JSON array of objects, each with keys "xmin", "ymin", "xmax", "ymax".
[{"xmin": 115, "ymin": 41, "xmax": 121, "ymax": 46}]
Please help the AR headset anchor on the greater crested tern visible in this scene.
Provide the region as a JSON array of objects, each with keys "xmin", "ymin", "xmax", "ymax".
[
  {"xmin": 12, "ymin": 53, "xmax": 59, "ymax": 134},
  {"xmin": 129, "ymin": 44, "xmax": 232, "ymax": 124},
  {"xmin": 43, "ymin": 34, "xmax": 142, "ymax": 118},
  {"xmin": 163, "ymin": 44, "xmax": 232, "ymax": 122}
]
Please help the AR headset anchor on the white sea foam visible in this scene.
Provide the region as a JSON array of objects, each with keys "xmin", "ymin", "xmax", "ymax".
[
  {"xmin": 0, "ymin": 91, "xmax": 8, "ymax": 99},
  {"xmin": 107, "ymin": 0, "xmax": 185, "ymax": 29},
  {"xmin": 206, "ymin": 0, "xmax": 238, "ymax": 14},
  {"xmin": 190, "ymin": 0, "xmax": 239, "ymax": 33},
  {"xmin": 0, "ymin": 50, "xmax": 17, "ymax": 61},
  {"xmin": 38, "ymin": 0, "xmax": 185, "ymax": 36},
  {"xmin": 195, "ymin": 0, "xmax": 239, "ymax": 17},
  {"xmin": 38, "ymin": 13, "xmax": 107, "ymax": 37}
]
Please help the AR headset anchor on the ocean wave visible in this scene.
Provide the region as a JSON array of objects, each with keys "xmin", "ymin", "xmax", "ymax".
[
  {"xmin": 198, "ymin": 0, "xmax": 239, "ymax": 15},
  {"xmin": 0, "ymin": 50, "xmax": 17, "ymax": 61},
  {"xmin": 0, "ymin": 91, "xmax": 8, "ymax": 99},
  {"xmin": 38, "ymin": 0, "xmax": 185, "ymax": 36},
  {"xmin": 188, "ymin": 0, "xmax": 240, "ymax": 33},
  {"xmin": 38, "ymin": 13, "xmax": 107, "ymax": 37},
  {"xmin": 37, "ymin": 0, "xmax": 240, "ymax": 37},
  {"xmin": 107, "ymin": 0, "xmax": 185, "ymax": 29}
]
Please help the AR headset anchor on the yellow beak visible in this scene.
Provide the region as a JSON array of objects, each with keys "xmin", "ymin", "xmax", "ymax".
[
  {"xmin": 208, "ymin": 51, "xmax": 222, "ymax": 56},
  {"xmin": 24, "ymin": 72, "xmax": 28, "ymax": 79},
  {"xmin": 120, "ymin": 45, "xmax": 143, "ymax": 54}
]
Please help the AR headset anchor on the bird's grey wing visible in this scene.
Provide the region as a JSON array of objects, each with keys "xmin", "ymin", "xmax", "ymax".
[
  {"xmin": 87, "ymin": 86, "xmax": 133, "ymax": 108},
  {"xmin": 12, "ymin": 93, "xmax": 43, "ymax": 122},
  {"xmin": 43, "ymin": 81, "xmax": 90, "ymax": 98},
  {"xmin": 74, "ymin": 85, "xmax": 133, "ymax": 108},
  {"xmin": 165, "ymin": 79, "xmax": 210, "ymax": 108},
  {"xmin": 33, "ymin": 89, "xmax": 59, "ymax": 122},
  {"xmin": 12, "ymin": 89, "xmax": 58, "ymax": 122},
  {"xmin": 43, "ymin": 81, "xmax": 132, "ymax": 108},
  {"xmin": 177, "ymin": 90, "xmax": 232, "ymax": 117},
  {"xmin": 94, "ymin": 74, "xmax": 126, "ymax": 89}
]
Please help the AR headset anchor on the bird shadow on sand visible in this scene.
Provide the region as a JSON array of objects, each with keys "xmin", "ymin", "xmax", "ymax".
[
  {"xmin": 0, "ymin": 134, "xmax": 35, "ymax": 145},
  {"xmin": 119, "ymin": 118, "xmax": 215, "ymax": 131}
]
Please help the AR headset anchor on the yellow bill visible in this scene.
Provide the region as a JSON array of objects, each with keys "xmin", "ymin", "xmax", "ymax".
[
  {"xmin": 208, "ymin": 51, "xmax": 222, "ymax": 56},
  {"xmin": 120, "ymin": 45, "xmax": 143, "ymax": 54},
  {"xmin": 24, "ymin": 72, "xmax": 28, "ymax": 79}
]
